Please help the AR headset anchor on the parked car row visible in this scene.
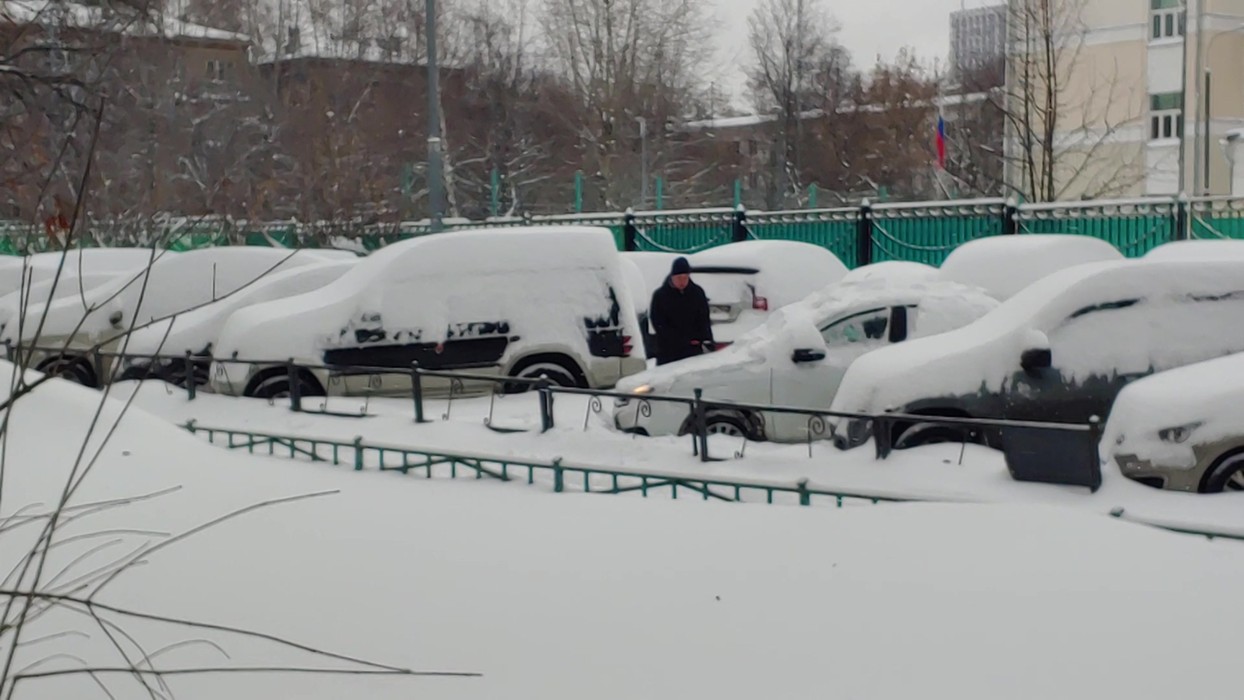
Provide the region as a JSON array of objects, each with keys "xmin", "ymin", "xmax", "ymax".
[{"xmin": 8, "ymin": 231, "xmax": 1244, "ymax": 494}]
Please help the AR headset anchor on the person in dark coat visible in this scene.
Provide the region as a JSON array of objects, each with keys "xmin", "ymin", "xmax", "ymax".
[{"xmin": 649, "ymin": 256, "xmax": 714, "ymax": 365}]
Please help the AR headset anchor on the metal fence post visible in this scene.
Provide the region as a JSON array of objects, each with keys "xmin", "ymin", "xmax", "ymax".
[
  {"xmin": 873, "ymin": 414, "xmax": 893, "ymax": 460},
  {"xmin": 856, "ymin": 199, "xmax": 873, "ymax": 267},
  {"xmin": 410, "ymin": 361, "xmax": 427, "ymax": 423},
  {"xmin": 552, "ymin": 457, "xmax": 565, "ymax": 493},
  {"xmin": 1003, "ymin": 197, "xmax": 1019, "ymax": 235},
  {"xmin": 353, "ymin": 436, "xmax": 365, "ymax": 471},
  {"xmin": 797, "ymin": 478, "xmax": 811, "ymax": 506},
  {"xmin": 731, "ymin": 205, "xmax": 748, "ymax": 242},
  {"xmin": 538, "ymin": 377, "xmax": 554, "ymax": 433},
  {"xmin": 183, "ymin": 350, "xmax": 196, "ymax": 401},
  {"xmin": 1175, "ymin": 193, "xmax": 1190, "ymax": 240},
  {"xmin": 286, "ymin": 359, "xmax": 302, "ymax": 412},
  {"xmin": 693, "ymin": 388, "xmax": 710, "ymax": 463},
  {"xmin": 623, "ymin": 208, "xmax": 638, "ymax": 252}
]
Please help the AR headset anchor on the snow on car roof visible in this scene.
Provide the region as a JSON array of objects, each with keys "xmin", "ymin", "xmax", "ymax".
[
  {"xmin": 689, "ymin": 241, "xmax": 849, "ymax": 308},
  {"xmin": 840, "ymin": 261, "xmax": 937, "ymax": 285},
  {"xmin": 937, "ymin": 234, "xmax": 1123, "ymax": 300},
  {"xmin": 831, "ymin": 258, "xmax": 1244, "ymax": 413},
  {"xmin": 1143, "ymin": 239, "xmax": 1244, "ymax": 261}
]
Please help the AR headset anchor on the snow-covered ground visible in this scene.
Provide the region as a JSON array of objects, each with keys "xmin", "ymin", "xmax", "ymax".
[
  {"xmin": 7, "ymin": 368, "xmax": 1244, "ymax": 698},
  {"xmin": 118, "ymin": 381, "xmax": 1244, "ymax": 537}
]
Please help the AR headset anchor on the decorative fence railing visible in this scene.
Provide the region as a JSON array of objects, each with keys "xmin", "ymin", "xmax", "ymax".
[
  {"xmin": 6, "ymin": 194, "xmax": 1239, "ymax": 266},
  {"xmin": 9, "ymin": 343, "xmax": 1105, "ymax": 492}
]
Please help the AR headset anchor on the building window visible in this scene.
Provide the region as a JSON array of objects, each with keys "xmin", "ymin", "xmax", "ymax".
[
  {"xmin": 1151, "ymin": 0, "xmax": 1185, "ymax": 40},
  {"xmin": 206, "ymin": 59, "xmax": 231, "ymax": 82},
  {"xmin": 1149, "ymin": 92, "xmax": 1184, "ymax": 140}
]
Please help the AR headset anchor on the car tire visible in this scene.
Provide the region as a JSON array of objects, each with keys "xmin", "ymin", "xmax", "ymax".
[
  {"xmin": 893, "ymin": 421, "xmax": 977, "ymax": 450},
  {"xmin": 1201, "ymin": 451, "xmax": 1244, "ymax": 493},
  {"xmin": 38, "ymin": 356, "xmax": 97, "ymax": 388},
  {"xmin": 706, "ymin": 413, "xmax": 756, "ymax": 440},
  {"xmin": 505, "ymin": 358, "xmax": 584, "ymax": 394},
  {"xmin": 247, "ymin": 372, "xmax": 324, "ymax": 400}
]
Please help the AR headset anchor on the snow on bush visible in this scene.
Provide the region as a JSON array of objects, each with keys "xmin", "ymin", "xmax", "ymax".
[{"xmin": 937, "ymin": 234, "xmax": 1123, "ymax": 300}]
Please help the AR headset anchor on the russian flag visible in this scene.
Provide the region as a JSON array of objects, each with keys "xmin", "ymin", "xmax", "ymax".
[{"xmin": 935, "ymin": 114, "xmax": 947, "ymax": 169}]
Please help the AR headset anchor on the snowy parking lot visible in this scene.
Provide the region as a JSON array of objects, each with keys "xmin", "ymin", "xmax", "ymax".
[{"xmin": 118, "ymin": 380, "xmax": 1244, "ymax": 538}]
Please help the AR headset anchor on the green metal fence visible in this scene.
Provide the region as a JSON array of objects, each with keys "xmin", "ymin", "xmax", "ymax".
[
  {"xmin": 8, "ymin": 194, "xmax": 1244, "ymax": 265},
  {"xmin": 181, "ymin": 421, "xmax": 1244, "ymax": 542}
]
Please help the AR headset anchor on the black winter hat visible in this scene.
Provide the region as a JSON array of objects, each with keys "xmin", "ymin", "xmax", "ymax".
[{"xmin": 670, "ymin": 257, "xmax": 691, "ymax": 276}]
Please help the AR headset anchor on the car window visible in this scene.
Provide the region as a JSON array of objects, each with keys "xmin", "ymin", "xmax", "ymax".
[{"xmin": 821, "ymin": 307, "xmax": 889, "ymax": 347}]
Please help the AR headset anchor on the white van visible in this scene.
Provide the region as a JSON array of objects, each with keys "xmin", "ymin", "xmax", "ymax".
[
  {"xmin": 830, "ymin": 259, "xmax": 1244, "ymax": 450},
  {"xmin": 210, "ymin": 227, "xmax": 647, "ymax": 398},
  {"xmin": 2, "ymin": 247, "xmax": 327, "ymax": 386}
]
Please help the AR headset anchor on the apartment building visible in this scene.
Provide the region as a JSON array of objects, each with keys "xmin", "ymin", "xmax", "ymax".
[
  {"xmin": 1009, "ymin": 0, "xmax": 1244, "ymax": 199},
  {"xmin": 951, "ymin": 4, "xmax": 1008, "ymax": 81}
]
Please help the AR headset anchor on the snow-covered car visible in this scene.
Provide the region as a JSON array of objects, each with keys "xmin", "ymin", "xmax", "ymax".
[
  {"xmin": 0, "ymin": 248, "xmax": 166, "ymax": 296},
  {"xmin": 611, "ymin": 277, "xmax": 999, "ymax": 441},
  {"xmin": 115, "ymin": 260, "xmax": 357, "ymax": 386},
  {"xmin": 830, "ymin": 259, "xmax": 1244, "ymax": 451},
  {"xmin": 686, "ymin": 240, "xmax": 849, "ymax": 344},
  {"xmin": 839, "ymin": 261, "xmax": 937, "ymax": 285},
  {"xmin": 1102, "ymin": 352, "xmax": 1244, "ymax": 493},
  {"xmin": 0, "ymin": 270, "xmax": 137, "ymax": 335},
  {"xmin": 937, "ymin": 234, "xmax": 1123, "ymax": 300},
  {"xmin": 1142, "ymin": 238, "xmax": 1244, "ymax": 261},
  {"xmin": 2, "ymin": 247, "xmax": 327, "ymax": 386},
  {"xmin": 210, "ymin": 227, "xmax": 647, "ymax": 399}
]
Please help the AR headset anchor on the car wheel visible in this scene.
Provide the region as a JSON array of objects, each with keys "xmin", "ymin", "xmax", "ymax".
[
  {"xmin": 1201, "ymin": 452, "xmax": 1244, "ymax": 493},
  {"xmin": 706, "ymin": 414, "xmax": 750, "ymax": 438},
  {"xmin": 505, "ymin": 359, "xmax": 583, "ymax": 394},
  {"xmin": 248, "ymin": 373, "xmax": 324, "ymax": 400},
  {"xmin": 893, "ymin": 421, "xmax": 977, "ymax": 450},
  {"xmin": 167, "ymin": 361, "xmax": 210, "ymax": 388},
  {"xmin": 39, "ymin": 356, "xmax": 97, "ymax": 388}
]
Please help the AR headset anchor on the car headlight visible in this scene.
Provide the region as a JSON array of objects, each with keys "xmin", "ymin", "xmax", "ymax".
[
  {"xmin": 631, "ymin": 384, "xmax": 654, "ymax": 395},
  {"xmin": 1158, "ymin": 422, "xmax": 1202, "ymax": 444}
]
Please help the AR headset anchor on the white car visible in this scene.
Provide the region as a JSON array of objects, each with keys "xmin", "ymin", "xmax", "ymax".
[
  {"xmin": 937, "ymin": 234, "xmax": 1123, "ymax": 300},
  {"xmin": 115, "ymin": 260, "xmax": 357, "ymax": 386},
  {"xmin": 1102, "ymin": 352, "xmax": 1244, "ymax": 493},
  {"xmin": 830, "ymin": 259, "xmax": 1244, "ymax": 451},
  {"xmin": 686, "ymin": 240, "xmax": 849, "ymax": 344},
  {"xmin": 1142, "ymin": 239, "xmax": 1244, "ymax": 261},
  {"xmin": 2, "ymin": 247, "xmax": 328, "ymax": 386},
  {"xmin": 611, "ymin": 276, "xmax": 999, "ymax": 442},
  {"xmin": 211, "ymin": 227, "xmax": 647, "ymax": 399}
]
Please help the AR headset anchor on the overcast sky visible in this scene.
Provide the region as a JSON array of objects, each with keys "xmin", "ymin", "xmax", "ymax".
[{"xmin": 707, "ymin": 0, "xmax": 996, "ymax": 107}]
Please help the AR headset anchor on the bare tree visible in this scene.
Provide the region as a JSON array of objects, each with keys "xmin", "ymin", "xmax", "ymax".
[
  {"xmin": 998, "ymin": 0, "xmax": 1144, "ymax": 202},
  {"xmin": 745, "ymin": 0, "xmax": 840, "ymax": 208},
  {"xmin": 539, "ymin": 0, "xmax": 713, "ymax": 210}
]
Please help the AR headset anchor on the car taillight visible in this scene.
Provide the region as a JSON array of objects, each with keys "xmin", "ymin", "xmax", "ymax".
[
  {"xmin": 753, "ymin": 296, "xmax": 769, "ymax": 311},
  {"xmin": 621, "ymin": 335, "xmax": 633, "ymax": 357},
  {"xmin": 713, "ymin": 341, "xmax": 731, "ymax": 351}
]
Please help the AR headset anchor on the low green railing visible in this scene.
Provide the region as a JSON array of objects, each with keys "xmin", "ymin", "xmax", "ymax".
[{"xmin": 181, "ymin": 421, "xmax": 1244, "ymax": 542}]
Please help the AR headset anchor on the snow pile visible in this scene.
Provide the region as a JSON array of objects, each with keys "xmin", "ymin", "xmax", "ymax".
[
  {"xmin": 1102, "ymin": 352, "xmax": 1244, "ymax": 471},
  {"xmin": 832, "ymin": 259, "xmax": 1244, "ymax": 416},
  {"xmin": 840, "ymin": 260, "xmax": 937, "ymax": 285},
  {"xmin": 937, "ymin": 234, "xmax": 1123, "ymax": 300},
  {"xmin": 215, "ymin": 227, "xmax": 639, "ymax": 371},
  {"xmin": 689, "ymin": 240, "xmax": 849, "ymax": 310},
  {"xmin": 0, "ymin": 248, "xmax": 163, "ymax": 296},
  {"xmin": 7, "ymin": 363, "xmax": 1244, "ymax": 698},
  {"xmin": 1, "ymin": 248, "xmax": 325, "ymax": 345},
  {"xmin": 124, "ymin": 260, "xmax": 357, "ymax": 357},
  {"xmin": 1143, "ymin": 239, "xmax": 1244, "ymax": 261}
]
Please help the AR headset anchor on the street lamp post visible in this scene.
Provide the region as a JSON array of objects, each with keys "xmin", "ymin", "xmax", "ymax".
[
  {"xmin": 1192, "ymin": 18, "xmax": 1244, "ymax": 196},
  {"xmin": 636, "ymin": 117, "xmax": 648, "ymax": 209},
  {"xmin": 426, "ymin": 0, "xmax": 444, "ymax": 232}
]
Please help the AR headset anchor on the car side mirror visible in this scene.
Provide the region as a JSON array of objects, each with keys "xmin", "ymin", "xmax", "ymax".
[
  {"xmin": 1020, "ymin": 347, "xmax": 1052, "ymax": 373},
  {"xmin": 791, "ymin": 348, "xmax": 826, "ymax": 364},
  {"xmin": 108, "ymin": 310, "xmax": 124, "ymax": 328}
]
